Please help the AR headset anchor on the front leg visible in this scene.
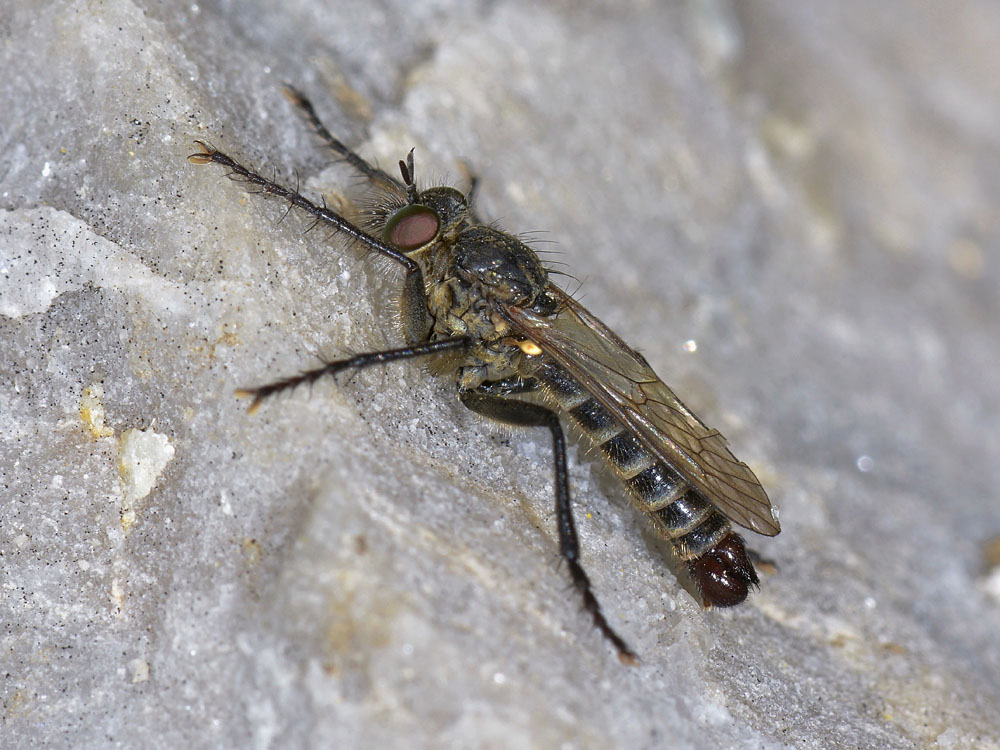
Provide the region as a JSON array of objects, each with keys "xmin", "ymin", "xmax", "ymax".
[
  {"xmin": 460, "ymin": 387, "xmax": 639, "ymax": 665},
  {"xmin": 239, "ymin": 336, "xmax": 470, "ymax": 413}
]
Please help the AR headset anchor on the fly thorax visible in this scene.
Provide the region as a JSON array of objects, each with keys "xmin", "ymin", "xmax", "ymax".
[{"xmin": 452, "ymin": 226, "xmax": 549, "ymax": 308}]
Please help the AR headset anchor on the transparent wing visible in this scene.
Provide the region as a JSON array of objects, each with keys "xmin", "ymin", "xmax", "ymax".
[{"xmin": 504, "ymin": 288, "xmax": 779, "ymax": 536}]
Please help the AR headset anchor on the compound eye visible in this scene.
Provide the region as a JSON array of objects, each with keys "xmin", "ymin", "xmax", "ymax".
[{"xmin": 383, "ymin": 205, "xmax": 440, "ymax": 250}]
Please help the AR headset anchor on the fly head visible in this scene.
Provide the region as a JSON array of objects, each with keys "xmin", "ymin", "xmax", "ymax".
[{"xmin": 379, "ymin": 149, "xmax": 469, "ymax": 252}]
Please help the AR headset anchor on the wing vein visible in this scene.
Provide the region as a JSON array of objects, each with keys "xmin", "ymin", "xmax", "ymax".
[{"xmin": 504, "ymin": 289, "xmax": 779, "ymax": 536}]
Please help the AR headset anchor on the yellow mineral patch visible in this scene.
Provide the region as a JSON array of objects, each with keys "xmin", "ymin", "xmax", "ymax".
[
  {"xmin": 240, "ymin": 538, "xmax": 262, "ymax": 566},
  {"xmin": 80, "ymin": 384, "xmax": 115, "ymax": 438},
  {"xmin": 947, "ymin": 237, "xmax": 985, "ymax": 280},
  {"xmin": 111, "ymin": 577, "xmax": 125, "ymax": 614},
  {"xmin": 6, "ymin": 688, "xmax": 30, "ymax": 719},
  {"xmin": 983, "ymin": 536, "xmax": 1000, "ymax": 569}
]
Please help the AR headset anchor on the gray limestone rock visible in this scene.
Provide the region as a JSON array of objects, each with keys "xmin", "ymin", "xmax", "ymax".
[{"xmin": 2, "ymin": 1, "xmax": 999, "ymax": 748}]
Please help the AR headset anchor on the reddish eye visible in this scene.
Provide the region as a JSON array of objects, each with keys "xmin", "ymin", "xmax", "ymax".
[{"xmin": 383, "ymin": 205, "xmax": 440, "ymax": 250}]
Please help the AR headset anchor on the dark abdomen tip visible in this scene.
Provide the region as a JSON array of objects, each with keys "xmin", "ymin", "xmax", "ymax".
[{"xmin": 689, "ymin": 533, "xmax": 759, "ymax": 608}]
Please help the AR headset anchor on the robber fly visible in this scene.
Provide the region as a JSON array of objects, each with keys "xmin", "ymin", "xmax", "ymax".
[{"xmin": 188, "ymin": 87, "xmax": 780, "ymax": 665}]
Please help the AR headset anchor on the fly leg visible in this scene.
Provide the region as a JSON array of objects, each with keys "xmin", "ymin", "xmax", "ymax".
[
  {"xmin": 238, "ymin": 336, "xmax": 470, "ymax": 413},
  {"xmin": 281, "ymin": 85, "xmax": 400, "ymax": 190},
  {"xmin": 460, "ymin": 384, "xmax": 639, "ymax": 665}
]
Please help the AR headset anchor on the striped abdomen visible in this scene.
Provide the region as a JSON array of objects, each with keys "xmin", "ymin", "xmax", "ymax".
[{"xmin": 533, "ymin": 360, "xmax": 758, "ymax": 606}]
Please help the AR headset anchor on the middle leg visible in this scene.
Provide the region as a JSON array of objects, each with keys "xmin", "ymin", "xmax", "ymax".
[{"xmin": 460, "ymin": 386, "xmax": 638, "ymax": 665}]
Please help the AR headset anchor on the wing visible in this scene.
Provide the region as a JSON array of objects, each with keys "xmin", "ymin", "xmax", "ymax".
[{"xmin": 503, "ymin": 287, "xmax": 779, "ymax": 536}]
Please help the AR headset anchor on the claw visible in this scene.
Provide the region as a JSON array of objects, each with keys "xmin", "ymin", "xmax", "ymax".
[
  {"xmin": 187, "ymin": 140, "xmax": 217, "ymax": 164},
  {"xmin": 235, "ymin": 388, "xmax": 264, "ymax": 415}
]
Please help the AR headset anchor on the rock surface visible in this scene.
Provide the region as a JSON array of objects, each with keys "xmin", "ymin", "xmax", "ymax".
[{"xmin": 2, "ymin": 1, "xmax": 999, "ymax": 748}]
